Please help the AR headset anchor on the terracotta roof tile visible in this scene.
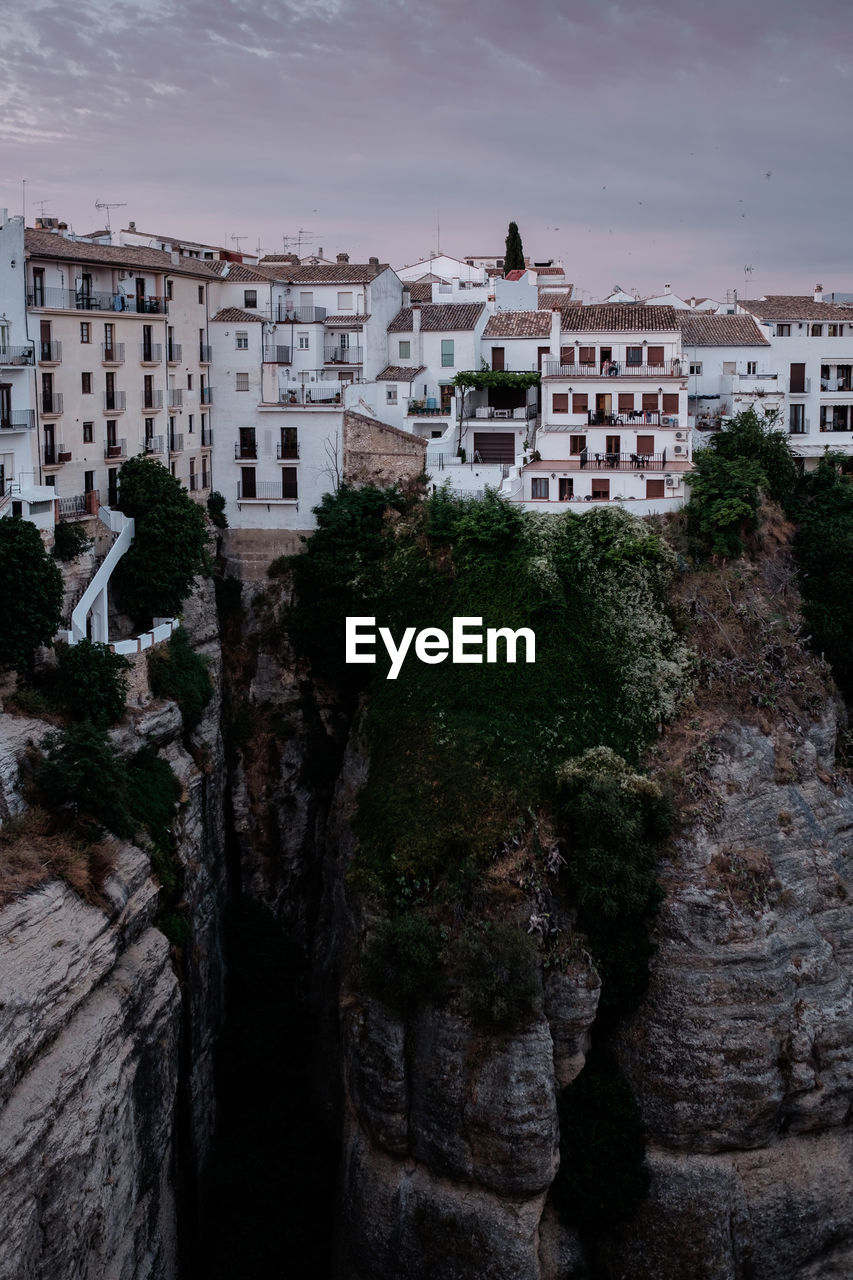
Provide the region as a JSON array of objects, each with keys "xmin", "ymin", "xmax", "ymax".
[
  {"xmin": 483, "ymin": 310, "xmax": 553, "ymax": 338},
  {"xmin": 676, "ymin": 313, "xmax": 770, "ymax": 347},
  {"xmin": 376, "ymin": 365, "xmax": 426, "ymax": 381},
  {"xmin": 210, "ymin": 307, "xmax": 265, "ymax": 324},
  {"xmin": 216, "ymin": 261, "xmax": 274, "ymax": 283},
  {"xmin": 387, "ymin": 302, "xmax": 486, "ymax": 333},
  {"xmin": 288, "ymin": 263, "xmax": 390, "ymax": 284},
  {"xmin": 739, "ymin": 296, "xmax": 853, "ymax": 322},
  {"xmin": 406, "ymin": 282, "xmax": 433, "ymax": 302},
  {"xmin": 324, "ymin": 313, "xmax": 370, "ymax": 325},
  {"xmin": 24, "ymin": 228, "xmax": 221, "ymax": 278},
  {"xmin": 538, "ymin": 289, "xmax": 574, "ymax": 310},
  {"xmin": 560, "ymin": 304, "xmax": 679, "ymax": 332}
]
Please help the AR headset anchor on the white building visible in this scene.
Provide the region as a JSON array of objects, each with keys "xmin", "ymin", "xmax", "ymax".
[{"xmin": 675, "ymin": 312, "xmax": 782, "ymax": 431}]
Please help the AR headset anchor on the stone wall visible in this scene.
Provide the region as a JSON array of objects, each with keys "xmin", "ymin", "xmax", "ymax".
[{"xmin": 343, "ymin": 409, "xmax": 426, "ymax": 487}]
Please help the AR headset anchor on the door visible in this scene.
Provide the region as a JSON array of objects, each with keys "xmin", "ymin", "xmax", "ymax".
[
  {"xmin": 0, "ymin": 384, "xmax": 10, "ymax": 429},
  {"xmin": 40, "ymin": 320, "xmax": 51, "ymax": 361},
  {"xmin": 107, "ymin": 469, "xmax": 119, "ymax": 506},
  {"xmin": 106, "ymin": 371, "xmax": 116, "ymax": 410},
  {"xmin": 595, "ymin": 392, "xmax": 612, "ymax": 422},
  {"xmin": 790, "ymin": 363, "xmax": 806, "ymax": 393},
  {"xmin": 605, "ymin": 435, "xmax": 620, "ymax": 465},
  {"xmin": 42, "ymin": 372, "xmax": 53, "ymax": 411},
  {"xmin": 44, "ymin": 424, "xmax": 56, "ymax": 465},
  {"xmin": 281, "ymin": 467, "xmax": 298, "ymax": 500},
  {"xmin": 239, "ymin": 427, "xmax": 256, "ymax": 459},
  {"xmin": 136, "ymin": 278, "xmax": 146, "ymax": 310},
  {"xmin": 78, "ymin": 273, "xmax": 92, "ymax": 308},
  {"xmin": 558, "ymin": 478, "xmax": 573, "ymax": 501},
  {"xmin": 142, "ymin": 325, "xmax": 153, "ymax": 361},
  {"xmin": 473, "ymin": 432, "xmax": 515, "ymax": 463},
  {"xmin": 491, "ymin": 347, "xmax": 505, "ymax": 372},
  {"xmin": 104, "ymin": 323, "xmax": 115, "ymax": 360},
  {"xmin": 241, "ymin": 466, "xmax": 256, "ymax": 498},
  {"xmin": 32, "ymin": 268, "xmax": 45, "ymax": 307},
  {"xmin": 600, "ymin": 346, "xmax": 612, "ymax": 371},
  {"xmin": 646, "ymin": 479, "xmax": 666, "ymax": 498},
  {"xmin": 440, "ymin": 385, "xmax": 453, "ymax": 414},
  {"xmin": 636, "ymin": 434, "xmax": 654, "ymax": 457}
]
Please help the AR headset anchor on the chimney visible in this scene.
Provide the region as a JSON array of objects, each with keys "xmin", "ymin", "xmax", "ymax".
[
  {"xmin": 318, "ymin": 247, "xmax": 323, "ymax": 258},
  {"xmin": 402, "ymin": 287, "xmax": 411, "ymax": 307},
  {"xmin": 369, "ymin": 256, "xmax": 380, "ymax": 275},
  {"xmin": 171, "ymin": 251, "xmax": 180, "ymax": 265},
  {"xmin": 128, "ymin": 221, "xmax": 136, "ymax": 232},
  {"xmin": 412, "ymin": 305, "xmax": 421, "ymax": 337},
  {"xmin": 550, "ymin": 308, "xmax": 561, "ymax": 360},
  {"xmin": 337, "ymin": 252, "xmax": 349, "ymax": 264},
  {"xmin": 664, "ymin": 283, "xmax": 671, "ymax": 294},
  {"xmin": 814, "ymin": 282, "xmax": 824, "ymax": 303}
]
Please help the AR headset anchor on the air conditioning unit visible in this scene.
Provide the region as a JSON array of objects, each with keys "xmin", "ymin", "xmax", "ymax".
[
  {"xmin": 665, "ymin": 477, "xmax": 677, "ymax": 488},
  {"xmin": 118, "ymin": 270, "xmax": 128, "ymax": 280},
  {"xmin": 675, "ymin": 430, "xmax": 686, "ymax": 440},
  {"xmin": 674, "ymin": 445, "xmax": 684, "ymax": 454}
]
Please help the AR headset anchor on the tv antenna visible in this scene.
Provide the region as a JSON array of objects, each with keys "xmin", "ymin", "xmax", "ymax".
[
  {"xmin": 231, "ymin": 233, "xmax": 247, "ymax": 254},
  {"xmin": 743, "ymin": 263, "xmax": 754, "ymax": 300},
  {"xmin": 94, "ymin": 199, "xmax": 127, "ymax": 232},
  {"xmin": 34, "ymin": 200, "xmax": 49, "ymax": 220},
  {"xmin": 282, "ymin": 228, "xmax": 316, "ymax": 257}
]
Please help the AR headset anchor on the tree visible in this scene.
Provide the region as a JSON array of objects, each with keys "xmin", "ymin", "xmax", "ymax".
[
  {"xmin": 0, "ymin": 516, "xmax": 63, "ymax": 673},
  {"xmin": 504, "ymin": 221, "xmax": 525, "ymax": 273},
  {"xmin": 55, "ymin": 639, "xmax": 130, "ymax": 727},
  {"xmin": 112, "ymin": 457, "xmax": 210, "ymax": 626},
  {"xmin": 795, "ymin": 456, "xmax": 853, "ymax": 699}
]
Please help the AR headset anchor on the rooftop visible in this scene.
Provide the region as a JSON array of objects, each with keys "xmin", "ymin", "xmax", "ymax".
[
  {"xmin": 25, "ymin": 228, "xmax": 221, "ymax": 279},
  {"xmin": 739, "ymin": 295, "xmax": 853, "ymax": 322},
  {"xmin": 210, "ymin": 307, "xmax": 266, "ymax": 324},
  {"xmin": 376, "ymin": 364, "xmax": 427, "ymax": 381},
  {"xmin": 676, "ymin": 313, "xmax": 770, "ymax": 347},
  {"xmin": 388, "ymin": 302, "xmax": 486, "ymax": 333},
  {"xmin": 483, "ymin": 311, "xmax": 553, "ymax": 338},
  {"xmin": 559, "ymin": 304, "xmax": 680, "ymax": 333}
]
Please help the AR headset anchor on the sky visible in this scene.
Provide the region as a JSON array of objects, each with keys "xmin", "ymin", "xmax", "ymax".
[{"xmin": 0, "ymin": 0, "xmax": 850, "ymax": 302}]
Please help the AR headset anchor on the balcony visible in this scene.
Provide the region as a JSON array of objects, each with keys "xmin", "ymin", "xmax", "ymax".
[
  {"xmin": 189, "ymin": 474, "xmax": 199, "ymax": 492},
  {"xmin": 408, "ymin": 401, "xmax": 451, "ymax": 417},
  {"xmin": 103, "ymin": 390, "xmax": 126, "ymax": 413},
  {"xmin": 0, "ymin": 346, "xmax": 34, "ymax": 366},
  {"xmin": 324, "ymin": 345, "xmax": 363, "ymax": 364},
  {"xmin": 28, "ymin": 287, "xmax": 167, "ymax": 314},
  {"xmin": 789, "ymin": 419, "xmax": 810, "ymax": 435},
  {"xmin": 168, "ymin": 389, "xmax": 183, "ymax": 408},
  {"xmin": 237, "ymin": 479, "xmax": 298, "ymax": 502},
  {"xmin": 587, "ymin": 410, "xmax": 662, "ymax": 426},
  {"xmin": 0, "ymin": 409, "xmax": 36, "ymax": 431},
  {"xmin": 277, "ymin": 441, "xmax": 300, "ymax": 459},
  {"xmin": 144, "ymin": 435, "xmax": 165, "ymax": 455},
  {"xmin": 101, "ymin": 343, "xmax": 125, "ymax": 364},
  {"xmin": 142, "ymin": 389, "xmax": 164, "ymax": 410},
  {"xmin": 38, "ymin": 341, "xmax": 62, "ymax": 364},
  {"xmin": 538, "ymin": 450, "xmax": 674, "ymax": 472},
  {"xmin": 201, "ymin": 426, "xmax": 213, "ymax": 447},
  {"xmin": 820, "ymin": 378, "xmax": 853, "ymax": 393},
  {"xmin": 104, "ymin": 438, "xmax": 126, "ymax": 460},
  {"xmin": 199, "ymin": 344, "xmax": 212, "ymax": 364},
  {"xmin": 169, "ymin": 433, "xmax": 184, "ymax": 454},
  {"xmin": 201, "ymin": 469, "xmax": 211, "ymax": 490},
  {"xmin": 466, "ymin": 404, "xmax": 536, "ymax": 421},
  {"xmin": 43, "ymin": 443, "xmax": 72, "ymax": 466},
  {"xmin": 140, "ymin": 343, "xmax": 163, "ymax": 364},
  {"xmin": 788, "ymin": 378, "xmax": 811, "ymax": 394},
  {"xmin": 200, "ymin": 387, "xmax": 213, "ymax": 405},
  {"xmin": 235, "ymin": 441, "xmax": 257, "ymax": 460},
  {"xmin": 275, "ymin": 305, "xmax": 327, "ymax": 323},
  {"xmin": 167, "ymin": 344, "xmax": 182, "ymax": 365},
  {"xmin": 58, "ymin": 494, "xmax": 88, "ymax": 519},
  {"xmin": 278, "ymin": 385, "xmax": 343, "ymax": 407},
  {"xmin": 543, "ymin": 360, "xmax": 683, "ymax": 379},
  {"xmin": 40, "ymin": 392, "xmax": 63, "ymax": 416},
  {"xmin": 263, "ymin": 345, "xmax": 292, "ymax": 364}
]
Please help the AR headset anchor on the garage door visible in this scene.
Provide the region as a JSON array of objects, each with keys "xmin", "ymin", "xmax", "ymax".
[{"xmin": 473, "ymin": 432, "xmax": 515, "ymax": 463}]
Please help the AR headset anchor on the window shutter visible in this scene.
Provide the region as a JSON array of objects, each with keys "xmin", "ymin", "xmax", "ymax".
[
  {"xmin": 552, "ymin": 393, "xmax": 569, "ymax": 413},
  {"xmin": 662, "ymin": 393, "xmax": 679, "ymax": 413},
  {"xmin": 647, "ymin": 345, "xmax": 664, "ymax": 365},
  {"xmin": 642, "ymin": 393, "xmax": 658, "ymax": 411},
  {"xmin": 618, "ymin": 393, "xmax": 634, "ymax": 411},
  {"xmin": 579, "ymin": 346, "xmax": 595, "ymax": 365},
  {"xmin": 572, "ymin": 393, "xmax": 588, "ymax": 413}
]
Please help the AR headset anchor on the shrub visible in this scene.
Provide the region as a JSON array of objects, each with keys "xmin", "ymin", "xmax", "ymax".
[
  {"xmin": 147, "ymin": 627, "xmax": 212, "ymax": 729},
  {"xmin": 451, "ymin": 922, "xmax": 542, "ymax": 1031},
  {"xmin": 207, "ymin": 490, "xmax": 228, "ymax": 529},
  {"xmin": 126, "ymin": 745, "xmax": 182, "ymax": 862},
  {"xmin": 52, "ymin": 520, "xmax": 92, "ymax": 562},
  {"xmin": 113, "ymin": 456, "xmax": 210, "ymax": 626},
  {"xmin": 552, "ymin": 1048, "xmax": 649, "ymax": 1231},
  {"xmin": 0, "ymin": 516, "xmax": 63, "ymax": 673},
  {"xmin": 55, "ymin": 639, "xmax": 130, "ymax": 727},
  {"xmin": 360, "ymin": 912, "xmax": 445, "ymax": 1013},
  {"xmin": 37, "ymin": 722, "xmax": 133, "ymax": 838}
]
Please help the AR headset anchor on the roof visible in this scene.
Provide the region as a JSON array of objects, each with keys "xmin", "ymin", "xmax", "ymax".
[
  {"xmin": 376, "ymin": 365, "xmax": 426, "ymax": 381},
  {"xmin": 538, "ymin": 289, "xmax": 574, "ymax": 309},
  {"xmin": 738, "ymin": 295, "xmax": 853, "ymax": 322},
  {"xmin": 344, "ymin": 409, "xmax": 427, "ymax": 446},
  {"xmin": 483, "ymin": 311, "xmax": 553, "ymax": 338},
  {"xmin": 24, "ymin": 228, "xmax": 222, "ymax": 279},
  {"xmin": 210, "ymin": 307, "xmax": 265, "ymax": 324},
  {"xmin": 216, "ymin": 261, "xmax": 273, "ymax": 283},
  {"xmin": 534, "ymin": 266, "xmax": 566, "ymax": 276},
  {"xmin": 324, "ymin": 313, "xmax": 370, "ymax": 325},
  {"xmin": 504, "ymin": 269, "xmax": 526, "ymax": 281},
  {"xmin": 676, "ymin": 313, "xmax": 770, "ymax": 347},
  {"xmin": 560, "ymin": 304, "xmax": 679, "ymax": 332},
  {"xmin": 287, "ymin": 263, "xmax": 390, "ymax": 284},
  {"xmin": 406, "ymin": 282, "xmax": 433, "ymax": 303},
  {"xmin": 388, "ymin": 302, "xmax": 486, "ymax": 333}
]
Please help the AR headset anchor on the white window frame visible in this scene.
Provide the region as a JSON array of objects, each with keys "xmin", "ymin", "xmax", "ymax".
[{"xmin": 235, "ymin": 331, "xmax": 249, "ymax": 350}]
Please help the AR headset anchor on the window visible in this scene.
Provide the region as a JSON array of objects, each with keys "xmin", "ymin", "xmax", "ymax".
[
  {"xmin": 569, "ymin": 434, "xmax": 586, "ymax": 455},
  {"xmin": 605, "ymin": 435, "xmax": 620, "ymax": 455},
  {"xmin": 572, "ymin": 393, "xmax": 588, "ymax": 413},
  {"xmin": 591, "ymin": 478, "xmax": 610, "ymax": 500},
  {"xmin": 198, "ymin": 286, "xmax": 204, "ymax": 304},
  {"xmin": 187, "ymin": 373, "xmax": 193, "ymax": 390},
  {"xmin": 281, "ymin": 467, "xmax": 298, "ymax": 500},
  {"xmin": 496, "ymin": 259, "xmax": 504, "ymax": 268},
  {"xmin": 337, "ymin": 292, "xmax": 353, "ymax": 310},
  {"xmin": 491, "ymin": 347, "xmax": 505, "ymax": 372},
  {"xmin": 84, "ymin": 470, "xmax": 94, "ymax": 493},
  {"xmin": 386, "ymin": 386, "xmax": 398, "ymax": 404},
  {"xmin": 811, "ymin": 324, "xmax": 823, "ymax": 336},
  {"xmin": 281, "ymin": 427, "xmax": 298, "ymax": 459},
  {"xmin": 626, "ymin": 346, "xmax": 643, "ymax": 366},
  {"xmin": 236, "ymin": 331, "xmax": 249, "ymax": 350},
  {"xmin": 579, "ymin": 346, "xmax": 596, "ymax": 366},
  {"xmin": 166, "ymin": 281, "xmax": 173, "ymax": 300},
  {"xmin": 647, "ymin": 346, "xmax": 665, "ymax": 366},
  {"xmin": 531, "ymin": 477, "xmax": 549, "ymax": 499},
  {"xmin": 83, "ymin": 421, "xmax": 93, "ymax": 443},
  {"xmin": 777, "ymin": 324, "xmax": 791, "ymax": 336},
  {"xmin": 558, "ymin": 478, "xmax": 573, "ymax": 501},
  {"xmin": 641, "ymin": 393, "xmax": 658, "ymax": 412},
  {"xmin": 80, "ymin": 322, "xmax": 91, "ymax": 343},
  {"xmin": 746, "ymin": 362, "xmax": 757, "ymax": 375},
  {"xmin": 636, "ymin": 434, "xmax": 654, "ymax": 455},
  {"xmin": 188, "ymin": 414, "xmax": 194, "ymax": 434},
  {"xmin": 238, "ymin": 427, "xmax": 256, "ymax": 458},
  {"xmin": 298, "ymin": 332, "xmax": 309, "ymax": 350},
  {"xmin": 662, "ymin": 393, "xmax": 679, "ymax": 413},
  {"xmin": 646, "ymin": 479, "xmax": 665, "ymax": 498},
  {"xmin": 244, "ymin": 290, "xmax": 257, "ymax": 309},
  {"xmin": 440, "ymin": 339, "xmax": 454, "ymax": 367},
  {"xmin": 81, "ymin": 372, "xmax": 92, "ymax": 394},
  {"xmin": 236, "ymin": 372, "xmax": 250, "ymax": 391},
  {"xmin": 789, "ymin": 404, "xmax": 806, "ymax": 434},
  {"xmin": 689, "ymin": 362, "xmax": 703, "ymax": 375},
  {"xmin": 552, "ymin": 393, "xmax": 569, "ymax": 414},
  {"xmin": 145, "ymin": 418, "xmax": 154, "ymax": 439},
  {"xmin": 828, "ymin": 324, "xmax": 840, "ymax": 337},
  {"xmin": 618, "ymin": 393, "xmax": 634, "ymax": 412},
  {"xmin": 789, "ymin": 362, "xmax": 806, "ymax": 393},
  {"xmin": 399, "ymin": 340, "xmax": 411, "ymax": 359}
]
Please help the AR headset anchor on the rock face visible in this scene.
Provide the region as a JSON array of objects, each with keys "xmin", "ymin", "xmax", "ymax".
[
  {"xmin": 603, "ymin": 708, "xmax": 853, "ymax": 1278},
  {"xmin": 0, "ymin": 578, "xmax": 227, "ymax": 1280}
]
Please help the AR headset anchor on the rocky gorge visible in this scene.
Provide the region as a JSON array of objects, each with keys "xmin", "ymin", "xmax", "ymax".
[{"xmin": 3, "ymin": 505, "xmax": 853, "ymax": 1279}]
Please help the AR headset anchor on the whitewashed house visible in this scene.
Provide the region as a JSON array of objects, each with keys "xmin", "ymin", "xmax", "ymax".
[
  {"xmin": 0, "ymin": 211, "xmax": 48, "ymax": 525},
  {"xmin": 675, "ymin": 313, "xmax": 782, "ymax": 431}
]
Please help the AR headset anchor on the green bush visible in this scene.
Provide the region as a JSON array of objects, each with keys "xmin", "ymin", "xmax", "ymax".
[
  {"xmin": 207, "ymin": 490, "xmax": 229, "ymax": 529},
  {"xmin": 360, "ymin": 912, "xmax": 445, "ymax": 1013},
  {"xmin": 147, "ymin": 627, "xmax": 212, "ymax": 729},
  {"xmin": 451, "ymin": 922, "xmax": 542, "ymax": 1031},
  {"xmin": 552, "ymin": 1048, "xmax": 649, "ymax": 1230},
  {"xmin": 52, "ymin": 520, "xmax": 92, "ymax": 562},
  {"xmin": 38, "ymin": 722, "xmax": 133, "ymax": 837},
  {"xmin": 794, "ymin": 456, "xmax": 853, "ymax": 700},
  {"xmin": 113, "ymin": 456, "xmax": 210, "ymax": 626},
  {"xmin": 0, "ymin": 516, "xmax": 63, "ymax": 673},
  {"xmin": 55, "ymin": 639, "xmax": 130, "ymax": 727}
]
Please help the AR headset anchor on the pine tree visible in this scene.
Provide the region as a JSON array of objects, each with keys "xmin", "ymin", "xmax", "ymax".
[{"xmin": 504, "ymin": 221, "xmax": 525, "ymax": 273}]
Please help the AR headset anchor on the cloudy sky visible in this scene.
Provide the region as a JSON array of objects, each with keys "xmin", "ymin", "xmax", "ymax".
[{"xmin": 1, "ymin": 0, "xmax": 849, "ymax": 300}]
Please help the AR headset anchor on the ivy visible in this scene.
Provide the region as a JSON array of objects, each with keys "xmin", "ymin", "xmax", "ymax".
[{"xmin": 452, "ymin": 369, "xmax": 541, "ymax": 391}]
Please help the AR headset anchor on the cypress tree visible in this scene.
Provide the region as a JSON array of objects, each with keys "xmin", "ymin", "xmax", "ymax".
[{"xmin": 504, "ymin": 221, "xmax": 525, "ymax": 273}]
